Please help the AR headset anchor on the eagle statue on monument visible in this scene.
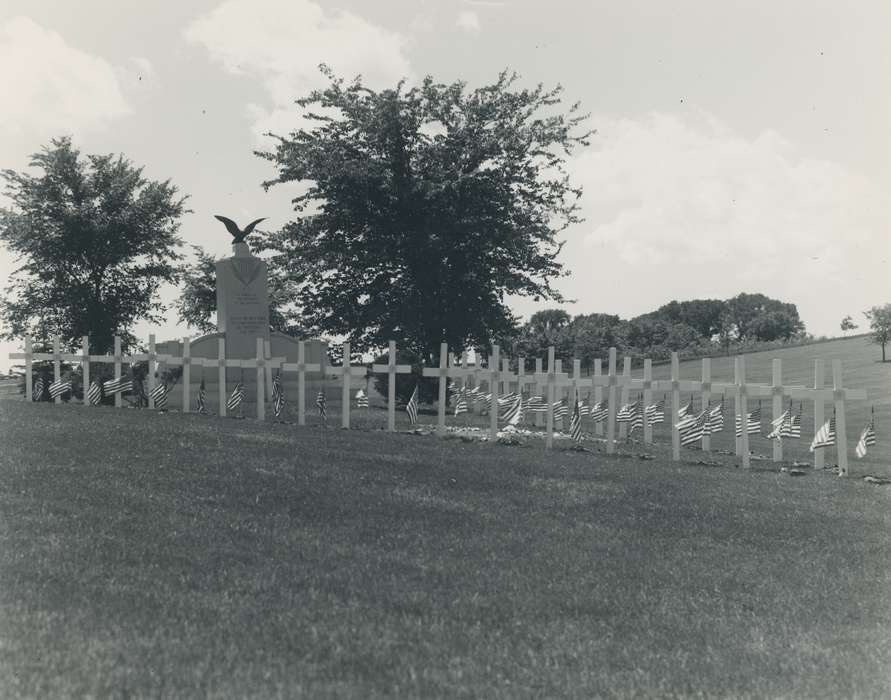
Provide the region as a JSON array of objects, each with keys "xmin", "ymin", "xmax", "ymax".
[{"xmin": 214, "ymin": 215, "xmax": 267, "ymax": 244}]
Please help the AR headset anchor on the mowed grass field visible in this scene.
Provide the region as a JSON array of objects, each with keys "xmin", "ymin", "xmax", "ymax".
[{"xmin": 2, "ymin": 372, "xmax": 890, "ymax": 698}]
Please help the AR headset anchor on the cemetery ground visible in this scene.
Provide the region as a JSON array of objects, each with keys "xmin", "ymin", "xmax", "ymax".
[{"xmin": 1, "ymin": 389, "xmax": 890, "ymax": 698}]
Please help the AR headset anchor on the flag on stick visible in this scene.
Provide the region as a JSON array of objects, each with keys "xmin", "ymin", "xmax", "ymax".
[
  {"xmin": 316, "ymin": 389, "xmax": 327, "ymax": 422},
  {"xmin": 707, "ymin": 399, "xmax": 724, "ymax": 433},
  {"xmin": 855, "ymin": 409, "xmax": 876, "ymax": 458},
  {"xmin": 48, "ymin": 379, "xmax": 71, "ymax": 399},
  {"xmin": 355, "ymin": 387, "xmax": 368, "ymax": 409},
  {"xmin": 33, "ymin": 376, "xmax": 45, "ymax": 401},
  {"xmin": 453, "ymin": 387, "xmax": 468, "ymax": 417},
  {"xmin": 617, "ymin": 399, "xmax": 640, "ymax": 423},
  {"xmin": 569, "ymin": 391, "xmax": 582, "ymax": 443},
  {"xmin": 501, "ymin": 393, "xmax": 523, "ymax": 425},
  {"xmin": 103, "ymin": 377, "xmax": 133, "ymax": 395},
  {"xmin": 589, "ymin": 401, "xmax": 608, "ymax": 423},
  {"xmin": 645, "ymin": 397, "xmax": 665, "ymax": 425},
  {"xmin": 810, "ymin": 417, "xmax": 837, "ymax": 451},
  {"xmin": 272, "ymin": 371, "xmax": 285, "ymax": 416},
  {"xmin": 196, "ymin": 377, "xmax": 208, "ymax": 414},
  {"xmin": 227, "ymin": 382, "xmax": 245, "ymax": 412},
  {"xmin": 405, "ymin": 385, "xmax": 419, "ymax": 425},
  {"xmin": 150, "ymin": 381, "xmax": 169, "ymax": 410},
  {"xmin": 87, "ymin": 380, "xmax": 102, "ymax": 405},
  {"xmin": 735, "ymin": 403, "xmax": 762, "ymax": 437}
]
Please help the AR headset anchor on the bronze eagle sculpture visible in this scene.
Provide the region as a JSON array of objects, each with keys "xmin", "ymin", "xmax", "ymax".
[{"xmin": 214, "ymin": 215, "xmax": 266, "ymax": 244}]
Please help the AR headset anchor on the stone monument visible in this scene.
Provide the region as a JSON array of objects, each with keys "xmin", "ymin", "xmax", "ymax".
[{"xmin": 157, "ymin": 216, "xmax": 326, "ymax": 404}]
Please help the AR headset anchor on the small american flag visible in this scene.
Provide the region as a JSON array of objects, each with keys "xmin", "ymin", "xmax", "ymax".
[
  {"xmin": 707, "ymin": 399, "xmax": 724, "ymax": 433},
  {"xmin": 272, "ymin": 371, "xmax": 285, "ymax": 417},
  {"xmin": 552, "ymin": 400, "xmax": 568, "ymax": 421},
  {"xmin": 33, "ymin": 376, "xmax": 45, "ymax": 401},
  {"xmin": 196, "ymin": 377, "xmax": 208, "ymax": 414},
  {"xmin": 616, "ymin": 399, "xmax": 639, "ymax": 423},
  {"xmin": 645, "ymin": 397, "xmax": 665, "ymax": 425},
  {"xmin": 316, "ymin": 389, "xmax": 327, "ymax": 421},
  {"xmin": 87, "ymin": 380, "xmax": 102, "ymax": 405},
  {"xmin": 735, "ymin": 403, "xmax": 762, "ymax": 437},
  {"xmin": 569, "ymin": 391, "xmax": 582, "ymax": 442},
  {"xmin": 48, "ymin": 379, "xmax": 72, "ymax": 399},
  {"xmin": 149, "ymin": 381, "xmax": 169, "ymax": 409},
  {"xmin": 589, "ymin": 401, "xmax": 608, "ymax": 423},
  {"xmin": 681, "ymin": 410, "xmax": 709, "ymax": 446},
  {"xmin": 355, "ymin": 387, "xmax": 368, "ymax": 409},
  {"xmin": 405, "ymin": 385, "xmax": 419, "ymax": 425},
  {"xmin": 453, "ymin": 387, "xmax": 468, "ymax": 416},
  {"xmin": 628, "ymin": 407, "xmax": 645, "ymax": 435},
  {"xmin": 103, "ymin": 377, "xmax": 133, "ymax": 395},
  {"xmin": 855, "ymin": 409, "xmax": 876, "ymax": 458},
  {"xmin": 809, "ymin": 416, "xmax": 837, "ymax": 451},
  {"xmin": 501, "ymin": 393, "xmax": 523, "ymax": 425},
  {"xmin": 227, "ymin": 382, "xmax": 244, "ymax": 412}
]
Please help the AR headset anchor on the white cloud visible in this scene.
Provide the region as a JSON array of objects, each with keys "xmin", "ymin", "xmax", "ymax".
[
  {"xmin": 0, "ymin": 16, "xmax": 131, "ymax": 161},
  {"xmin": 184, "ymin": 0, "xmax": 413, "ymax": 143},
  {"xmin": 456, "ymin": 10, "xmax": 481, "ymax": 33},
  {"xmin": 559, "ymin": 111, "xmax": 890, "ymax": 334}
]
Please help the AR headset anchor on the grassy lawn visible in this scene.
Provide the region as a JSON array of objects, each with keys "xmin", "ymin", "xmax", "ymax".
[{"xmin": 1, "ymin": 396, "xmax": 890, "ymax": 698}]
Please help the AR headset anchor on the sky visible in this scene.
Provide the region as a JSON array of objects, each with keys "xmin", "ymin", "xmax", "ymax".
[{"xmin": 0, "ymin": 0, "xmax": 889, "ymax": 370}]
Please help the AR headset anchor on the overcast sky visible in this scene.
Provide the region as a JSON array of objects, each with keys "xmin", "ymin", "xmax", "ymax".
[{"xmin": 1, "ymin": 0, "xmax": 888, "ymax": 369}]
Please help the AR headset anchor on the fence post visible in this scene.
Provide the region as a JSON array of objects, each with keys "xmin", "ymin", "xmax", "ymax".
[
  {"xmin": 182, "ymin": 337, "xmax": 191, "ymax": 413},
  {"xmin": 832, "ymin": 359, "xmax": 849, "ymax": 477},
  {"xmin": 545, "ymin": 346, "xmax": 556, "ymax": 449},
  {"xmin": 738, "ymin": 356, "xmax": 751, "ymax": 469},
  {"xmin": 296, "ymin": 341, "xmax": 306, "ymax": 426},
  {"xmin": 489, "ymin": 345, "xmax": 500, "ymax": 442},
  {"xmin": 114, "ymin": 336, "xmax": 122, "ymax": 409},
  {"xmin": 81, "ymin": 336, "xmax": 90, "ymax": 408},
  {"xmin": 671, "ymin": 352, "xmax": 680, "ymax": 461},
  {"xmin": 618, "ymin": 357, "xmax": 631, "ymax": 439},
  {"xmin": 813, "ymin": 359, "xmax": 825, "ymax": 470},
  {"xmin": 701, "ymin": 358, "xmax": 712, "ymax": 452},
  {"xmin": 643, "ymin": 359, "xmax": 653, "ymax": 444},
  {"xmin": 772, "ymin": 359, "xmax": 783, "ymax": 463},
  {"xmin": 607, "ymin": 348, "xmax": 618, "ymax": 455},
  {"xmin": 218, "ymin": 338, "xmax": 227, "ymax": 417},
  {"xmin": 594, "ymin": 358, "xmax": 603, "ymax": 436}
]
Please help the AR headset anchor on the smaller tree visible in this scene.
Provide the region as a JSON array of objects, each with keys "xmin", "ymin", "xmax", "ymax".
[
  {"xmin": 864, "ymin": 304, "xmax": 891, "ymax": 362},
  {"xmin": 840, "ymin": 315, "xmax": 857, "ymax": 335}
]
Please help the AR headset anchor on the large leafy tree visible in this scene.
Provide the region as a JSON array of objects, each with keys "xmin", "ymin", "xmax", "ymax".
[
  {"xmin": 252, "ymin": 68, "xmax": 591, "ymax": 363},
  {"xmin": 0, "ymin": 137, "xmax": 188, "ymax": 353}
]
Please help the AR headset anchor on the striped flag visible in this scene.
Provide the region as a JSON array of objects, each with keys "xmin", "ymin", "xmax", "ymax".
[
  {"xmin": 453, "ymin": 387, "xmax": 468, "ymax": 416},
  {"xmin": 681, "ymin": 410, "xmax": 710, "ymax": 446},
  {"xmin": 735, "ymin": 403, "xmax": 762, "ymax": 437},
  {"xmin": 355, "ymin": 387, "xmax": 368, "ymax": 409},
  {"xmin": 576, "ymin": 398, "xmax": 591, "ymax": 417},
  {"xmin": 617, "ymin": 399, "xmax": 640, "ymax": 423},
  {"xmin": 33, "ymin": 376, "xmax": 45, "ymax": 401},
  {"xmin": 48, "ymin": 379, "xmax": 71, "ymax": 399},
  {"xmin": 628, "ymin": 406, "xmax": 645, "ymax": 435},
  {"xmin": 678, "ymin": 396, "xmax": 693, "ymax": 419},
  {"xmin": 525, "ymin": 395, "xmax": 547, "ymax": 413},
  {"xmin": 645, "ymin": 397, "xmax": 666, "ymax": 425},
  {"xmin": 809, "ymin": 417, "xmax": 837, "ymax": 451},
  {"xmin": 149, "ymin": 381, "xmax": 169, "ymax": 409},
  {"xmin": 87, "ymin": 380, "xmax": 102, "ymax": 405},
  {"xmin": 316, "ymin": 389, "xmax": 327, "ymax": 421},
  {"xmin": 196, "ymin": 377, "xmax": 208, "ymax": 414},
  {"xmin": 501, "ymin": 393, "xmax": 524, "ymax": 425},
  {"xmin": 855, "ymin": 409, "xmax": 876, "ymax": 458},
  {"xmin": 767, "ymin": 402, "xmax": 793, "ymax": 440},
  {"xmin": 707, "ymin": 400, "xmax": 724, "ymax": 433},
  {"xmin": 589, "ymin": 401, "xmax": 608, "ymax": 423},
  {"xmin": 782, "ymin": 402, "xmax": 803, "ymax": 439},
  {"xmin": 497, "ymin": 391, "xmax": 519, "ymax": 407},
  {"xmin": 569, "ymin": 391, "xmax": 582, "ymax": 442},
  {"xmin": 272, "ymin": 371, "xmax": 285, "ymax": 416},
  {"xmin": 103, "ymin": 377, "xmax": 133, "ymax": 395},
  {"xmin": 405, "ymin": 385, "xmax": 419, "ymax": 425},
  {"xmin": 227, "ymin": 382, "xmax": 245, "ymax": 412},
  {"xmin": 552, "ymin": 400, "xmax": 569, "ymax": 421}
]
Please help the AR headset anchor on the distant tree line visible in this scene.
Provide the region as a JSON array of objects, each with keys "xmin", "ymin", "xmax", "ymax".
[{"xmin": 509, "ymin": 293, "xmax": 806, "ymax": 367}]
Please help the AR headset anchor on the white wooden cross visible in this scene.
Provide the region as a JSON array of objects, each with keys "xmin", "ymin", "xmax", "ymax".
[
  {"xmin": 327, "ymin": 341, "xmax": 367, "ymax": 429},
  {"xmin": 476, "ymin": 345, "xmax": 505, "ymax": 441},
  {"xmin": 9, "ymin": 336, "xmax": 67, "ymax": 403},
  {"xmin": 642, "ymin": 359, "xmax": 654, "ymax": 444},
  {"xmin": 422, "ymin": 343, "xmax": 451, "ymax": 435},
  {"xmin": 617, "ymin": 357, "xmax": 632, "ymax": 440},
  {"xmin": 446, "ymin": 351, "xmax": 478, "ymax": 419},
  {"xmin": 533, "ymin": 357, "xmax": 545, "ymax": 427},
  {"xmin": 371, "ymin": 340, "xmax": 412, "ymax": 432},
  {"xmin": 515, "ymin": 357, "xmax": 536, "ymax": 397},
  {"xmin": 157, "ymin": 337, "xmax": 195, "ymax": 413},
  {"xmin": 569, "ymin": 359, "xmax": 592, "ymax": 429},
  {"xmin": 190, "ymin": 338, "xmax": 231, "ymax": 417},
  {"xmin": 279, "ymin": 340, "xmax": 322, "ymax": 426},
  {"xmin": 532, "ymin": 347, "xmax": 572, "ymax": 449},
  {"xmin": 592, "ymin": 358, "xmax": 603, "ymax": 436},
  {"xmin": 651, "ymin": 352, "xmax": 704, "ymax": 461}
]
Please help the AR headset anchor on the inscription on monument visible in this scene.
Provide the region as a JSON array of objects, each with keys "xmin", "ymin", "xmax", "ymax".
[{"xmin": 215, "ymin": 242, "xmax": 270, "ymax": 359}]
